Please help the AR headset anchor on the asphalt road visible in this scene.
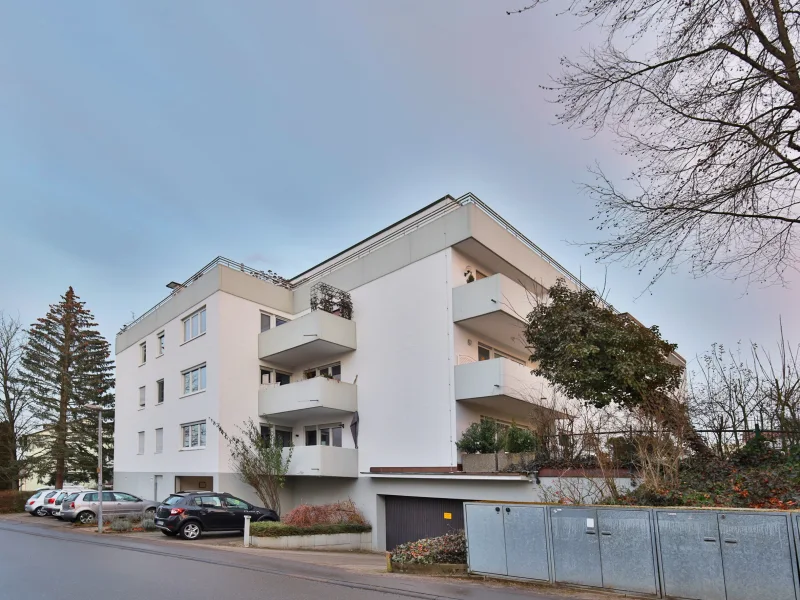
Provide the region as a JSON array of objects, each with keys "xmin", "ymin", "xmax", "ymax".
[{"xmin": 0, "ymin": 520, "xmax": 574, "ymax": 600}]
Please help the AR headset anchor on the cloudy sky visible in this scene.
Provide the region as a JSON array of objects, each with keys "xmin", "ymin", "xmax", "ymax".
[{"xmin": 1, "ymin": 1, "xmax": 798, "ymax": 370}]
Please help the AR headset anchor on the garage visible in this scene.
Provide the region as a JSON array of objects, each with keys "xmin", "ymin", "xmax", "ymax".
[{"xmin": 384, "ymin": 495, "xmax": 469, "ymax": 549}]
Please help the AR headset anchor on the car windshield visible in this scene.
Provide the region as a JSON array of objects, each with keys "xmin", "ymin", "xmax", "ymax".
[
  {"xmin": 163, "ymin": 495, "xmax": 184, "ymax": 506},
  {"xmin": 29, "ymin": 491, "xmax": 43, "ymax": 500}
]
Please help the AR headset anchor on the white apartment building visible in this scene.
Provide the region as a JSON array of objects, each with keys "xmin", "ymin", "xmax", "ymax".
[{"xmin": 113, "ymin": 193, "xmax": 615, "ymax": 550}]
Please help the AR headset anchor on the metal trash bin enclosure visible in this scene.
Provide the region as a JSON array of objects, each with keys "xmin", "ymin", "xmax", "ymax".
[
  {"xmin": 550, "ymin": 506, "xmax": 603, "ymax": 588},
  {"xmin": 464, "ymin": 503, "xmax": 550, "ymax": 581},
  {"xmin": 597, "ymin": 509, "xmax": 658, "ymax": 596}
]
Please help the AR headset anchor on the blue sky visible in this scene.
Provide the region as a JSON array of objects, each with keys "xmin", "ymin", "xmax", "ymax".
[{"xmin": 1, "ymin": 1, "xmax": 798, "ymax": 369}]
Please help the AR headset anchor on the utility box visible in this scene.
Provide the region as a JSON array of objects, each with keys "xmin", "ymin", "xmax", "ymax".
[
  {"xmin": 550, "ymin": 507, "xmax": 603, "ymax": 588},
  {"xmin": 597, "ymin": 509, "xmax": 658, "ymax": 596}
]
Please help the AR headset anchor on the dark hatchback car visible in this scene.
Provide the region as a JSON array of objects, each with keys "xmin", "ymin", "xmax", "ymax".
[{"xmin": 154, "ymin": 491, "xmax": 278, "ymax": 540}]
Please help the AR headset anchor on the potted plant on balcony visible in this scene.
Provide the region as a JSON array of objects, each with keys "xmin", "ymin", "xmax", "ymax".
[
  {"xmin": 457, "ymin": 420, "xmax": 540, "ymax": 473},
  {"xmin": 497, "ymin": 423, "xmax": 539, "ymax": 471}
]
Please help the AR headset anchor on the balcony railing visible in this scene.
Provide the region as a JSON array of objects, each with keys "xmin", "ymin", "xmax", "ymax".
[
  {"xmin": 284, "ymin": 445, "xmax": 359, "ymax": 478},
  {"xmin": 452, "ymin": 273, "xmax": 532, "ymax": 353},
  {"xmin": 258, "ymin": 310, "xmax": 357, "ymax": 369},
  {"xmin": 454, "ymin": 358, "xmax": 563, "ymax": 422},
  {"xmin": 259, "ymin": 377, "xmax": 357, "ymax": 422}
]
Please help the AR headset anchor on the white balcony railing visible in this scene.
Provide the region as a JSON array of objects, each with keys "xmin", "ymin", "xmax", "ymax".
[
  {"xmin": 283, "ymin": 445, "xmax": 358, "ymax": 478},
  {"xmin": 259, "ymin": 377, "xmax": 357, "ymax": 422},
  {"xmin": 452, "ymin": 274, "xmax": 531, "ymax": 353},
  {"xmin": 258, "ymin": 310, "xmax": 356, "ymax": 369},
  {"xmin": 455, "ymin": 358, "xmax": 560, "ymax": 421}
]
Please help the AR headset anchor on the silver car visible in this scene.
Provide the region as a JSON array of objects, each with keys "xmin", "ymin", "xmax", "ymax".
[{"xmin": 60, "ymin": 490, "xmax": 159, "ymax": 524}]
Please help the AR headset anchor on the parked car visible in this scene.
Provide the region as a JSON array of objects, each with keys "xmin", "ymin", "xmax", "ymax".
[
  {"xmin": 24, "ymin": 489, "xmax": 54, "ymax": 517},
  {"xmin": 154, "ymin": 492, "xmax": 278, "ymax": 540},
  {"xmin": 60, "ymin": 490, "xmax": 159, "ymax": 524},
  {"xmin": 47, "ymin": 488, "xmax": 92, "ymax": 518}
]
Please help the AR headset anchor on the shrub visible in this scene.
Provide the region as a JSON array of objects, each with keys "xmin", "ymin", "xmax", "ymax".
[
  {"xmin": 141, "ymin": 517, "xmax": 157, "ymax": 531},
  {"xmin": 250, "ymin": 521, "xmax": 371, "ymax": 538},
  {"xmin": 391, "ymin": 531, "xmax": 467, "ymax": 565},
  {"xmin": 457, "ymin": 420, "xmax": 501, "ymax": 454},
  {"xmin": 503, "ymin": 424, "xmax": 539, "ymax": 453},
  {"xmin": 0, "ymin": 491, "xmax": 33, "ymax": 514},
  {"xmin": 282, "ymin": 499, "xmax": 368, "ymax": 527},
  {"xmin": 110, "ymin": 517, "xmax": 133, "ymax": 532}
]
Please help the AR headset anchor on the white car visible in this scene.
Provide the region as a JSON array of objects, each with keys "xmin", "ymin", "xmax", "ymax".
[
  {"xmin": 48, "ymin": 488, "xmax": 91, "ymax": 518},
  {"xmin": 24, "ymin": 489, "xmax": 55, "ymax": 517}
]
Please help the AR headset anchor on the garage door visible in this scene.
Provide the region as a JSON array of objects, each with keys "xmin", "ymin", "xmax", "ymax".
[{"xmin": 385, "ymin": 496, "xmax": 469, "ymax": 550}]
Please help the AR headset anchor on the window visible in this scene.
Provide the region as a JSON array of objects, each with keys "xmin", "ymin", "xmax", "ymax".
[
  {"xmin": 157, "ymin": 379, "xmax": 164, "ymax": 404},
  {"xmin": 261, "ymin": 425, "xmax": 293, "ymax": 448},
  {"xmin": 139, "ymin": 386, "xmax": 146, "ymax": 408},
  {"xmin": 155, "ymin": 428, "xmax": 163, "ymax": 453},
  {"xmin": 478, "ymin": 343, "xmax": 525, "ymax": 366},
  {"xmin": 114, "ymin": 493, "xmax": 139, "ymax": 502},
  {"xmin": 183, "ymin": 307, "xmax": 207, "ymax": 342},
  {"xmin": 194, "ymin": 495, "xmax": 221, "ymax": 507},
  {"xmin": 276, "ymin": 317, "xmax": 288, "ymax": 327},
  {"xmin": 260, "ymin": 312, "xmax": 272, "ymax": 332},
  {"xmin": 140, "ymin": 342, "xmax": 147, "ymax": 364},
  {"xmin": 260, "ymin": 369, "xmax": 271, "ymax": 385},
  {"xmin": 157, "ymin": 332, "xmax": 165, "ymax": 355},
  {"xmin": 223, "ymin": 496, "xmax": 249, "ymax": 509},
  {"xmin": 138, "ymin": 431, "xmax": 145, "ymax": 454},
  {"xmin": 83, "ymin": 492, "xmax": 98, "ymax": 502},
  {"xmin": 182, "ymin": 364, "xmax": 207, "ymax": 395},
  {"xmin": 182, "ymin": 421, "xmax": 206, "ymax": 449},
  {"xmin": 275, "ymin": 371, "xmax": 290, "ymax": 386},
  {"xmin": 305, "ymin": 363, "xmax": 341, "ymax": 381},
  {"xmin": 305, "ymin": 424, "xmax": 343, "ymax": 447}
]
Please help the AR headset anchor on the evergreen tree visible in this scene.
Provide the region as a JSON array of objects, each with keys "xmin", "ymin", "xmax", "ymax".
[{"xmin": 21, "ymin": 288, "xmax": 114, "ymax": 487}]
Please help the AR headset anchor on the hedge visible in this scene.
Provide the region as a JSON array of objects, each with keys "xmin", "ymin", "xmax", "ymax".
[
  {"xmin": 0, "ymin": 491, "xmax": 34, "ymax": 514},
  {"xmin": 391, "ymin": 531, "xmax": 467, "ymax": 565},
  {"xmin": 250, "ymin": 521, "xmax": 371, "ymax": 538}
]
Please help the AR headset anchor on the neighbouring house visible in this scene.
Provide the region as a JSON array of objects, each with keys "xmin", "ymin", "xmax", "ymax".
[{"xmin": 112, "ymin": 193, "xmax": 655, "ymax": 551}]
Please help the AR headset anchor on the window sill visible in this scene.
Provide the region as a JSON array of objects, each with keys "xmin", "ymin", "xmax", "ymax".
[
  {"xmin": 156, "ymin": 354, "xmax": 163, "ymax": 359},
  {"xmin": 179, "ymin": 390, "xmax": 206, "ymax": 399},
  {"xmin": 155, "ymin": 402, "xmax": 164, "ymax": 407},
  {"xmin": 139, "ymin": 363, "xmax": 146, "ymax": 368},
  {"xmin": 138, "ymin": 407, "xmax": 145, "ymax": 411},
  {"xmin": 180, "ymin": 332, "xmax": 207, "ymax": 347},
  {"xmin": 179, "ymin": 446, "xmax": 206, "ymax": 452}
]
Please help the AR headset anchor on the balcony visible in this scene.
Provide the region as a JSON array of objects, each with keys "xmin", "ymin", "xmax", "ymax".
[
  {"xmin": 452, "ymin": 273, "xmax": 532, "ymax": 353},
  {"xmin": 455, "ymin": 358, "xmax": 562, "ymax": 421},
  {"xmin": 258, "ymin": 310, "xmax": 356, "ymax": 369},
  {"xmin": 284, "ymin": 445, "xmax": 359, "ymax": 478},
  {"xmin": 259, "ymin": 377, "xmax": 357, "ymax": 423}
]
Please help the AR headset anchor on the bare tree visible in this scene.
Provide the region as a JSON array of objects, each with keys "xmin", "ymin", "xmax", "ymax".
[
  {"xmin": 0, "ymin": 313, "xmax": 40, "ymax": 490},
  {"xmin": 512, "ymin": 0, "xmax": 800, "ymax": 285}
]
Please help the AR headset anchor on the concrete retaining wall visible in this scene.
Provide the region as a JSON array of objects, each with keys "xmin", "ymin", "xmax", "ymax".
[{"xmin": 250, "ymin": 531, "xmax": 373, "ymax": 551}]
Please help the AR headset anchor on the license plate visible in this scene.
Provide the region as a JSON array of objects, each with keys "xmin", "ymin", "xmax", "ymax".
[{"xmin": 155, "ymin": 519, "xmax": 164, "ymax": 525}]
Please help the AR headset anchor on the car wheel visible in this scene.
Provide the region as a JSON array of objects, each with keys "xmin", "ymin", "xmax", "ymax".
[
  {"xmin": 161, "ymin": 530, "xmax": 177, "ymax": 536},
  {"xmin": 179, "ymin": 521, "xmax": 201, "ymax": 540},
  {"xmin": 144, "ymin": 508, "xmax": 156, "ymax": 520},
  {"xmin": 35, "ymin": 507, "xmax": 48, "ymax": 517},
  {"xmin": 77, "ymin": 511, "xmax": 95, "ymax": 525}
]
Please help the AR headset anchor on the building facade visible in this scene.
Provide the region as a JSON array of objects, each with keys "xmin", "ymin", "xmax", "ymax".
[{"xmin": 113, "ymin": 193, "xmax": 623, "ymax": 550}]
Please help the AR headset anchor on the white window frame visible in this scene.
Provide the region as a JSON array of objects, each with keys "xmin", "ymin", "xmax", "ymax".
[
  {"xmin": 157, "ymin": 331, "xmax": 165, "ymax": 356},
  {"xmin": 181, "ymin": 364, "xmax": 207, "ymax": 397},
  {"xmin": 155, "ymin": 428, "xmax": 163, "ymax": 454},
  {"xmin": 138, "ymin": 386, "xmax": 146, "ymax": 408},
  {"xmin": 182, "ymin": 307, "xmax": 207, "ymax": 343},
  {"xmin": 260, "ymin": 311, "xmax": 289, "ymax": 333},
  {"xmin": 137, "ymin": 431, "xmax": 145, "ymax": 455},
  {"xmin": 304, "ymin": 362, "xmax": 342, "ymax": 381},
  {"xmin": 139, "ymin": 342, "xmax": 147, "ymax": 364},
  {"xmin": 156, "ymin": 379, "xmax": 164, "ymax": 404},
  {"xmin": 304, "ymin": 423, "xmax": 344, "ymax": 448},
  {"xmin": 181, "ymin": 421, "xmax": 207, "ymax": 450},
  {"xmin": 478, "ymin": 343, "xmax": 526, "ymax": 366}
]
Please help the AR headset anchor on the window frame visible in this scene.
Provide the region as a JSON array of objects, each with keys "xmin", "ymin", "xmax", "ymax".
[
  {"xmin": 137, "ymin": 431, "xmax": 145, "ymax": 455},
  {"xmin": 304, "ymin": 423, "xmax": 344, "ymax": 448},
  {"xmin": 477, "ymin": 343, "xmax": 526, "ymax": 366},
  {"xmin": 139, "ymin": 386, "xmax": 146, "ymax": 408},
  {"xmin": 304, "ymin": 362, "xmax": 341, "ymax": 381},
  {"xmin": 181, "ymin": 420, "xmax": 207, "ymax": 450},
  {"xmin": 157, "ymin": 331, "xmax": 165, "ymax": 356},
  {"xmin": 156, "ymin": 379, "xmax": 164, "ymax": 404},
  {"xmin": 155, "ymin": 428, "xmax": 164, "ymax": 454},
  {"xmin": 181, "ymin": 364, "xmax": 207, "ymax": 397},
  {"xmin": 182, "ymin": 307, "xmax": 207, "ymax": 343},
  {"xmin": 139, "ymin": 342, "xmax": 147, "ymax": 365}
]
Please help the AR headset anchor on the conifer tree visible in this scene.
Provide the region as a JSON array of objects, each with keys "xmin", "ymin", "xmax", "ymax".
[{"xmin": 21, "ymin": 288, "xmax": 114, "ymax": 487}]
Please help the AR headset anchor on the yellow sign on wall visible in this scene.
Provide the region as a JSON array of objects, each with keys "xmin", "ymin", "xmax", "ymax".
[{"xmin": 443, "ymin": 512, "xmax": 452, "ymax": 520}]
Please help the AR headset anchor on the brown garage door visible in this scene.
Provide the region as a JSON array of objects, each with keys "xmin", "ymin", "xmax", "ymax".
[{"xmin": 385, "ymin": 495, "xmax": 469, "ymax": 550}]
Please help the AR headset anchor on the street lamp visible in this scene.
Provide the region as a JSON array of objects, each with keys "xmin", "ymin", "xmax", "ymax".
[{"xmin": 85, "ymin": 404, "xmax": 104, "ymax": 534}]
